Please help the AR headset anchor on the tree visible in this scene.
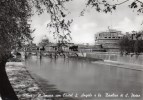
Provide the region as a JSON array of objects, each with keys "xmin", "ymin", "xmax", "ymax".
[
  {"xmin": 119, "ymin": 31, "xmax": 143, "ymax": 55},
  {"xmin": 119, "ymin": 36, "xmax": 135, "ymax": 55},
  {"xmin": 82, "ymin": 0, "xmax": 143, "ymax": 14},
  {"xmin": 0, "ymin": 0, "xmax": 32, "ymax": 99},
  {"xmin": 0, "ymin": 0, "xmax": 71, "ymax": 99},
  {"xmin": 39, "ymin": 37, "xmax": 50, "ymax": 47}
]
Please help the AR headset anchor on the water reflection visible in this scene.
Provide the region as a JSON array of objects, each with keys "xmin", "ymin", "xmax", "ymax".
[{"xmin": 25, "ymin": 55, "xmax": 143, "ymax": 100}]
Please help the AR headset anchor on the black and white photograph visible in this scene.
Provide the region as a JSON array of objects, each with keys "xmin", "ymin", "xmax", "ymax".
[{"xmin": 0, "ymin": 0, "xmax": 143, "ymax": 100}]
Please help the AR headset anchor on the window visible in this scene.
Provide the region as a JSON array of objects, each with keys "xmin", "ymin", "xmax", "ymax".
[
  {"xmin": 112, "ymin": 37, "xmax": 115, "ymax": 38},
  {"xmin": 105, "ymin": 37, "xmax": 107, "ymax": 38},
  {"xmin": 108, "ymin": 37, "xmax": 111, "ymax": 38}
]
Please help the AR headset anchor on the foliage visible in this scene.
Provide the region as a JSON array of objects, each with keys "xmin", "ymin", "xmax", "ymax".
[
  {"xmin": 129, "ymin": 0, "xmax": 143, "ymax": 14},
  {"xmin": 119, "ymin": 31, "xmax": 143, "ymax": 55},
  {"xmin": 39, "ymin": 38, "xmax": 50, "ymax": 47},
  {"xmin": 0, "ymin": 0, "xmax": 32, "ymax": 52},
  {"xmin": 31, "ymin": 0, "xmax": 73, "ymax": 43},
  {"xmin": 0, "ymin": 0, "xmax": 73, "ymax": 99},
  {"xmin": 81, "ymin": 0, "xmax": 143, "ymax": 16},
  {"xmin": 119, "ymin": 36, "xmax": 134, "ymax": 54},
  {"xmin": 0, "ymin": 0, "xmax": 72, "ymax": 53}
]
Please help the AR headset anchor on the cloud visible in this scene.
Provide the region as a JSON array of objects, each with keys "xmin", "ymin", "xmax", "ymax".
[
  {"xmin": 71, "ymin": 22, "xmax": 97, "ymax": 44},
  {"xmin": 32, "ymin": 19, "xmax": 56, "ymax": 44},
  {"xmin": 114, "ymin": 16, "xmax": 143, "ymax": 33}
]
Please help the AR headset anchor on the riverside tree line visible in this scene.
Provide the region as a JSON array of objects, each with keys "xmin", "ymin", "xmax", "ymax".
[{"xmin": 119, "ymin": 31, "xmax": 143, "ymax": 55}]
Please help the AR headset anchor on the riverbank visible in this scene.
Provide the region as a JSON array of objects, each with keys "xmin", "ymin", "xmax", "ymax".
[
  {"xmin": 69, "ymin": 56, "xmax": 103, "ymax": 61},
  {"xmin": 4, "ymin": 62, "xmax": 48, "ymax": 100},
  {"xmin": 2, "ymin": 62, "xmax": 78, "ymax": 100},
  {"xmin": 70, "ymin": 55, "xmax": 143, "ymax": 71},
  {"xmin": 86, "ymin": 52, "xmax": 143, "ymax": 66},
  {"xmin": 92, "ymin": 60, "xmax": 143, "ymax": 71},
  {"xmin": 84, "ymin": 52, "xmax": 143, "ymax": 71}
]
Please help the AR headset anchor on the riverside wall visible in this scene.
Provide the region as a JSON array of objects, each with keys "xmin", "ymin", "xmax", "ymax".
[{"xmin": 86, "ymin": 52, "xmax": 143, "ymax": 66}]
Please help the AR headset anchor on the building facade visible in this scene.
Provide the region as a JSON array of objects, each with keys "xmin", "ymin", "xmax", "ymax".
[
  {"xmin": 95, "ymin": 29, "xmax": 124, "ymax": 52},
  {"xmin": 126, "ymin": 31, "xmax": 143, "ymax": 40}
]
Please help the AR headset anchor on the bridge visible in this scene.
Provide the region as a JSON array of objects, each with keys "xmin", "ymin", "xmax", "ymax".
[{"xmin": 19, "ymin": 50, "xmax": 86, "ymax": 59}]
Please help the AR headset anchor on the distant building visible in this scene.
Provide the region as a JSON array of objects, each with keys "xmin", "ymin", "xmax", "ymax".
[
  {"xmin": 78, "ymin": 44, "xmax": 92, "ymax": 52},
  {"xmin": 95, "ymin": 29, "xmax": 124, "ymax": 52},
  {"xmin": 45, "ymin": 43, "xmax": 57, "ymax": 51},
  {"xmin": 22, "ymin": 43, "xmax": 38, "ymax": 51},
  {"xmin": 44, "ymin": 42, "xmax": 74, "ymax": 52},
  {"xmin": 30, "ymin": 43, "xmax": 38, "ymax": 51},
  {"xmin": 131, "ymin": 31, "xmax": 143, "ymax": 40},
  {"xmin": 125, "ymin": 31, "xmax": 143, "ymax": 40},
  {"xmin": 76, "ymin": 44, "xmax": 105, "ymax": 52}
]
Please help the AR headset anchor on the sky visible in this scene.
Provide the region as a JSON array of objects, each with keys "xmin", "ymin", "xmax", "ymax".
[{"xmin": 30, "ymin": 0, "xmax": 143, "ymax": 45}]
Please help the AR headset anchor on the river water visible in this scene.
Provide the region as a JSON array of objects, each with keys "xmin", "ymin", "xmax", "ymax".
[{"xmin": 25, "ymin": 55, "xmax": 143, "ymax": 100}]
